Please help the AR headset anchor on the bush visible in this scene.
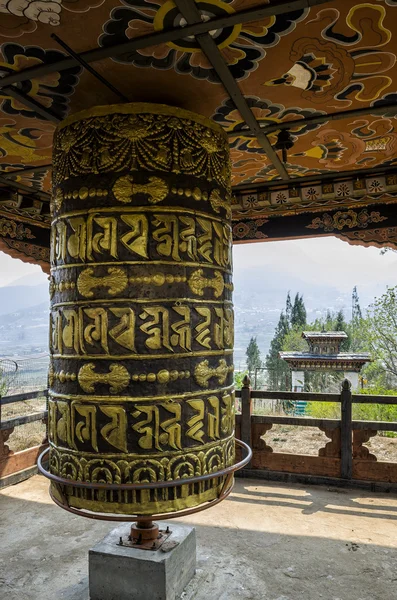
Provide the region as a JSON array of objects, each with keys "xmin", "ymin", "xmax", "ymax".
[
  {"xmin": 307, "ymin": 387, "xmax": 397, "ymax": 425},
  {"xmin": 306, "ymin": 402, "xmax": 340, "ymax": 419}
]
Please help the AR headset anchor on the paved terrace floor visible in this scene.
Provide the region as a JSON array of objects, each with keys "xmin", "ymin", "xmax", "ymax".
[{"xmin": 1, "ymin": 475, "xmax": 397, "ymax": 600}]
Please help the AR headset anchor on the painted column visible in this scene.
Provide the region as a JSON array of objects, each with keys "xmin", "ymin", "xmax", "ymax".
[
  {"xmin": 48, "ymin": 104, "xmax": 234, "ymax": 515},
  {"xmin": 343, "ymin": 372, "xmax": 359, "ymax": 391},
  {"xmin": 291, "ymin": 370, "xmax": 304, "ymax": 392}
]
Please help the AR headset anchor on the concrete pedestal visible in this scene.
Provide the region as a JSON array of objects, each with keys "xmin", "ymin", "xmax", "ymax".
[{"xmin": 89, "ymin": 523, "xmax": 196, "ymax": 600}]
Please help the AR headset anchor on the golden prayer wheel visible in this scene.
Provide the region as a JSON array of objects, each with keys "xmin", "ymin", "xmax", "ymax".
[{"xmin": 40, "ymin": 103, "xmax": 249, "ymax": 519}]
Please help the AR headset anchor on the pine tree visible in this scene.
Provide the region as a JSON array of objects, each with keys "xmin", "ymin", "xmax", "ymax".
[
  {"xmin": 352, "ymin": 286, "xmax": 363, "ymax": 322},
  {"xmin": 325, "ymin": 310, "xmax": 333, "ymax": 329},
  {"xmin": 246, "ymin": 337, "xmax": 262, "ymax": 375},
  {"xmin": 286, "ymin": 291, "xmax": 292, "ymax": 325},
  {"xmin": 350, "ymin": 286, "xmax": 364, "ymax": 352},
  {"xmin": 335, "ymin": 309, "xmax": 345, "ymax": 331},
  {"xmin": 291, "ymin": 293, "xmax": 307, "ymax": 329},
  {"xmin": 265, "ymin": 311, "xmax": 290, "ymax": 390}
]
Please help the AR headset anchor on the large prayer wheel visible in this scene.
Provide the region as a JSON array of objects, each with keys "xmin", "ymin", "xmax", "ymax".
[{"xmin": 47, "ymin": 103, "xmax": 235, "ymax": 515}]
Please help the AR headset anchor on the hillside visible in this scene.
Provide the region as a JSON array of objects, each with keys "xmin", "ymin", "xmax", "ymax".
[
  {"xmin": 0, "ymin": 300, "xmax": 49, "ymax": 356},
  {"xmin": 0, "ymin": 264, "xmax": 379, "ymax": 363}
]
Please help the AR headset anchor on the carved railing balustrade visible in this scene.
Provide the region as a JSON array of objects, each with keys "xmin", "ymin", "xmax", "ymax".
[
  {"xmin": 2, "ymin": 382, "xmax": 397, "ymax": 488},
  {"xmin": 236, "ymin": 380, "xmax": 397, "ymax": 486},
  {"xmin": 0, "ymin": 389, "xmax": 48, "ymax": 487}
]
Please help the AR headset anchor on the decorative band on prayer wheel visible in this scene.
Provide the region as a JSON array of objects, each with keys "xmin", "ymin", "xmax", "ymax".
[{"xmin": 48, "ymin": 103, "xmax": 234, "ymax": 515}]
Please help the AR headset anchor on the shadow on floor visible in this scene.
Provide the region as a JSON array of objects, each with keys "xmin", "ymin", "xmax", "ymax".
[{"xmin": 1, "ymin": 475, "xmax": 397, "ymax": 600}]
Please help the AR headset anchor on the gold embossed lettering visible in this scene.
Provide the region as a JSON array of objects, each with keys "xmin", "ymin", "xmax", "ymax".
[
  {"xmin": 152, "ymin": 215, "xmax": 180, "ymax": 261},
  {"xmin": 170, "ymin": 306, "xmax": 191, "ymax": 351},
  {"xmin": 120, "ymin": 214, "xmax": 148, "ymax": 258},
  {"xmin": 208, "ymin": 396, "xmax": 220, "ymax": 440},
  {"xmin": 100, "ymin": 405, "xmax": 127, "ymax": 453},
  {"xmin": 109, "ymin": 307, "xmax": 136, "ymax": 352},
  {"xmin": 179, "ymin": 216, "xmax": 198, "ymax": 261},
  {"xmin": 140, "ymin": 307, "xmax": 172, "ymax": 351},
  {"xmin": 186, "ymin": 400, "xmax": 205, "ymax": 444},
  {"xmin": 87, "ymin": 214, "xmax": 118, "ymax": 260},
  {"xmin": 83, "ymin": 308, "xmax": 109, "ymax": 354},
  {"xmin": 197, "ymin": 217, "xmax": 213, "ymax": 263},
  {"xmin": 62, "ymin": 309, "xmax": 84, "ymax": 354},
  {"xmin": 72, "ymin": 403, "xmax": 98, "ymax": 451},
  {"xmin": 67, "ymin": 217, "xmax": 87, "ymax": 261},
  {"xmin": 195, "ymin": 307, "xmax": 212, "ymax": 349}
]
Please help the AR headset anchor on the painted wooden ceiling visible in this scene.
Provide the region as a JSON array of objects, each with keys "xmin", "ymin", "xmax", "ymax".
[
  {"xmin": 2, "ymin": 0, "xmax": 397, "ymax": 269},
  {"xmin": 0, "ymin": 0, "xmax": 396, "ymax": 195}
]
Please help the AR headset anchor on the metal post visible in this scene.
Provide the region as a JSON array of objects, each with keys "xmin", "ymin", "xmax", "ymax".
[
  {"xmin": 241, "ymin": 375, "xmax": 252, "ymax": 467},
  {"xmin": 340, "ymin": 379, "xmax": 353, "ymax": 480}
]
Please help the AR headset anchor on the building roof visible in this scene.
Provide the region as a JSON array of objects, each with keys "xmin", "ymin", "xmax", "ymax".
[
  {"xmin": 302, "ymin": 332, "xmax": 348, "ymax": 340},
  {"xmin": 280, "ymin": 352, "xmax": 370, "ymax": 361},
  {"xmin": 279, "ymin": 351, "xmax": 371, "ymax": 372}
]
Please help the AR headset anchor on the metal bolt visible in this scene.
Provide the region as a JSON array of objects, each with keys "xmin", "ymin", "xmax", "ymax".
[
  {"xmin": 166, "ymin": 526, "xmax": 170, "ymax": 533},
  {"xmin": 152, "ymin": 542, "xmax": 156, "ymax": 549},
  {"xmin": 119, "ymin": 537, "xmax": 123, "ymax": 546}
]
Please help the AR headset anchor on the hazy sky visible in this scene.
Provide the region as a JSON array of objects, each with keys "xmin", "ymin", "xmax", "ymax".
[
  {"xmin": 233, "ymin": 236, "xmax": 397, "ymax": 292},
  {"xmin": 0, "ymin": 235, "xmax": 396, "ymax": 289}
]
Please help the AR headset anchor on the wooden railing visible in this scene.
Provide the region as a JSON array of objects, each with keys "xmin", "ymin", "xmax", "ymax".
[
  {"xmin": 235, "ymin": 378, "xmax": 397, "ymax": 488},
  {"xmin": 0, "ymin": 389, "xmax": 48, "ymax": 488},
  {"xmin": 2, "ymin": 382, "xmax": 397, "ymax": 490}
]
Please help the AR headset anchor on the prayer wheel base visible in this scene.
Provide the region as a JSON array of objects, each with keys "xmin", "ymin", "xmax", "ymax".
[{"xmin": 89, "ymin": 522, "xmax": 196, "ymax": 600}]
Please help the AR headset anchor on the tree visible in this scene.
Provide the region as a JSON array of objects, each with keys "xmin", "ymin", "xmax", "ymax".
[
  {"xmin": 335, "ymin": 309, "xmax": 345, "ymax": 331},
  {"xmin": 286, "ymin": 291, "xmax": 292, "ymax": 324},
  {"xmin": 265, "ymin": 311, "xmax": 290, "ymax": 390},
  {"xmin": 352, "ymin": 286, "xmax": 362, "ymax": 322},
  {"xmin": 291, "ymin": 293, "xmax": 307, "ymax": 329},
  {"xmin": 246, "ymin": 337, "xmax": 262, "ymax": 375},
  {"xmin": 363, "ymin": 286, "xmax": 397, "ymax": 381}
]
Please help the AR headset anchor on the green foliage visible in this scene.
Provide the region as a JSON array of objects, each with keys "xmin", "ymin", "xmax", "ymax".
[
  {"xmin": 352, "ymin": 286, "xmax": 362, "ymax": 322},
  {"xmin": 361, "ymin": 286, "xmax": 397, "ymax": 381},
  {"xmin": 291, "ymin": 293, "xmax": 307, "ymax": 329},
  {"xmin": 307, "ymin": 401, "xmax": 341, "ymax": 419},
  {"xmin": 308, "ymin": 386, "xmax": 397, "ymax": 422},
  {"xmin": 286, "ymin": 291, "xmax": 292, "ymax": 323},
  {"xmin": 265, "ymin": 310, "xmax": 291, "ymax": 390},
  {"xmin": 266, "ymin": 292, "xmax": 308, "ymax": 390},
  {"xmin": 246, "ymin": 337, "xmax": 262, "ymax": 375},
  {"xmin": 266, "ymin": 284, "xmax": 397, "ymax": 394},
  {"xmin": 282, "ymin": 329, "xmax": 307, "ymax": 352},
  {"xmin": 234, "ymin": 370, "xmax": 248, "ymax": 390},
  {"xmin": 0, "ymin": 373, "xmax": 8, "ymax": 397}
]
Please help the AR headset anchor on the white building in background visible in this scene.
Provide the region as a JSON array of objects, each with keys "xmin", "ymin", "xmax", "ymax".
[{"xmin": 279, "ymin": 331, "xmax": 371, "ymax": 392}]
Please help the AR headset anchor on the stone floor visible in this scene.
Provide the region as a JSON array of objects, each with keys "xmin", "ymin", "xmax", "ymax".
[{"xmin": 1, "ymin": 475, "xmax": 397, "ymax": 600}]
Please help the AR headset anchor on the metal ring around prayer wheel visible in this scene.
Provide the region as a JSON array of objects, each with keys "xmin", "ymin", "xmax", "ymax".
[
  {"xmin": 45, "ymin": 103, "xmax": 238, "ymax": 516},
  {"xmin": 38, "ymin": 439, "xmax": 252, "ymax": 521}
]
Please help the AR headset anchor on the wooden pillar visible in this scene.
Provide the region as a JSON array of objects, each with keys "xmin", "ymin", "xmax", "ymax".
[
  {"xmin": 241, "ymin": 375, "xmax": 252, "ymax": 467},
  {"xmin": 340, "ymin": 378, "xmax": 353, "ymax": 480}
]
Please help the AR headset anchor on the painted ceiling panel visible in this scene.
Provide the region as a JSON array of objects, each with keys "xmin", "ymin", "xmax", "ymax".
[{"xmin": 0, "ymin": 0, "xmax": 397, "ymax": 194}]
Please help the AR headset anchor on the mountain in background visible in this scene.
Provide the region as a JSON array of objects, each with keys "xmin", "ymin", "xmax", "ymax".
[
  {"xmin": 0, "ymin": 264, "xmax": 387, "ymax": 361},
  {"xmin": 0, "ymin": 282, "xmax": 49, "ymax": 317},
  {"xmin": 0, "ymin": 300, "xmax": 49, "ymax": 356},
  {"xmin": 6, "ymin": 272, "xmax": 49, "ymax": 288},
  {"xmin": 0, "ymin": 256, "xmax": 385, "ymax": 369}
]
